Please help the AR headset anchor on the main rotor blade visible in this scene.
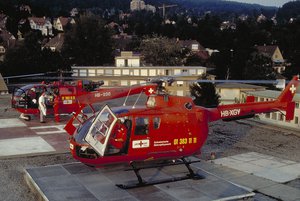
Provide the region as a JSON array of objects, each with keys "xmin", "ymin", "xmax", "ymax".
[{"xmin": 193, "ymin": 80, "xmax": 279, "ymax": 84}]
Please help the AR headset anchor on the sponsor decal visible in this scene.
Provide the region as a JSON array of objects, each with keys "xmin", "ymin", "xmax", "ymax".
[
  {"xmin": 132, "ymin": 139, "xmax": 150, "ymax": 149},
  {"xmin": 220, "ymin": 108, "xmax": 241, "ymax": 117},
  {"xmin": 154, "ymin": 140, "xmax": 171, "ymax": 147}
]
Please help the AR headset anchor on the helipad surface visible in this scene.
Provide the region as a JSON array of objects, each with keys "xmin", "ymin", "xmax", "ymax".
[{"xmin": 25, "ymin": 162, "xmax": 254, "ymax": 201}]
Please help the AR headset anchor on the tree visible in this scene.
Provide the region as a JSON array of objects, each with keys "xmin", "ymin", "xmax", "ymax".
[
  {"xmin": 243, "ymin": 52, "xmax": 276, "ymax": 81},
  {"xmin": 0, "ymin": 31, "xmax": 65, "ymax": 76},
  {"xmin": 189, "ymin": 74, "xmax": 220, "ymax": 107},
  {"xmin": 61, "ymin": 14, "xmax": 114, "ymax": 66},
  {"xmin": 139, "ymin": 36, "xmax": 188, "ymax": 66}
]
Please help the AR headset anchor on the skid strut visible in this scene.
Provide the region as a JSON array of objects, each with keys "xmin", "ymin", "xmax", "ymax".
[{"xmin": 116, "ymin": 158, "xmax": 204, "ymax": 189}]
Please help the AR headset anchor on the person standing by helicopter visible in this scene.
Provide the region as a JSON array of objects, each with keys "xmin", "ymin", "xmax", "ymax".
[{"xmin": 38, "ymin": 90, "xmax": 47, "ymax": 123}]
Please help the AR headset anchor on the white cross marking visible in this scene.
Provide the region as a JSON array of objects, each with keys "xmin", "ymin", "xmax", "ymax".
[
  {"xmin": 148, "ymin": 88, "xmax": 154, "ymax": 94},
  {"xmin": 290, "ymin": 84, "xmax": 296, "ymax": 94}
]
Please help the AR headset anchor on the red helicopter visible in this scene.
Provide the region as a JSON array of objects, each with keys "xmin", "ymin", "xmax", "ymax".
[
  {"xmin": 64, "ymin": 75, "xmax": 299, "ymax": 188},
  {"xmin": 12, "ymin": 79, "xmax": 157, "ymax": 122}
]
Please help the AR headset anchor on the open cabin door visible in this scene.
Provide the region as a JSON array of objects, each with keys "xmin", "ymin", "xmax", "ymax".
[{"xmin": 84, "ymin": 105, "xmax": 117, "ymax": 156}]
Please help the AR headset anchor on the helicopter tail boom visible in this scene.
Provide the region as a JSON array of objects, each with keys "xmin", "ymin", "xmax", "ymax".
[{"xmin": 207, "ymin": 75, "xmax": 299, "ymax": 122}]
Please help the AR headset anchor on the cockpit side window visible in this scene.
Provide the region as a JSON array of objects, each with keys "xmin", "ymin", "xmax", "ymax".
[
  {"xmin": 153, "ymin": 117, "xmax": 161, "ymax": 129},
  {"xmin": 134, "ymin": 117, "xmax": 149, "ymax": 135}
]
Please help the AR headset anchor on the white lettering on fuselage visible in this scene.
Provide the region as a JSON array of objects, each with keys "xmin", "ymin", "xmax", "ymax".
[
  {"xmin": 94, "ymin": 92, "xmax": 111, "ymax": 98},
  {"xmin": 220, "ymin": 109, "xmax": 241, "ymax": 118}
]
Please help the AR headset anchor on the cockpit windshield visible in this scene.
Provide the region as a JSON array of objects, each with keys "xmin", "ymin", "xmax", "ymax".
[{"xmin": 84, "ymin": 105, "xmax": 117, "ymax": 156}]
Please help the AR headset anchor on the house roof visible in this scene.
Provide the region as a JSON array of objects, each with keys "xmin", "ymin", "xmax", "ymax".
[
  {"xmin": 57, "ymin": 17, "xmax": 70, "ymax": 27},
  {"xmin": 194, "ymin": 50, "xmax": 210, "ymax": 60},
  {"xmin": 44, "ymin": 33, "xmax": 64, "ymax": 51},
  {"xmin": 255, "ymin": 45, "xmax": 278, "ymax": 57},
  {"xmin": 28, "ymin": 17, "xmax": 48, "ymax": 26}
]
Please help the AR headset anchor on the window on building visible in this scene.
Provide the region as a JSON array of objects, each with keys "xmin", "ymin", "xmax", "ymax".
[
  {"xmin": 295, "ymin": 116, "xmax": 299, "ymax": 124},
  {"xmin": 120, "ymin": 80, "xmax": 127, "ymax": 86},
  {"xmin": 279, "ymin": 113, "xmax": 284, "ymax": 121},
  {"xmin": 271, "ymin": 113, "xmax": 277, "ymax": 120},
  {"xmin": 149, "ymin": 69, "xmax": 156, "ymax": 76},
  {"xmin": 105, "ymin": 69, "xmax": 112, "ymax": 75},
  {"xmin": 265, "ymin": 113, "xmax": 270, "ymax": 118},
  {"xmin": 79, "ymin": 69, "xmax": 87, "ymax": 77},
  {"xmin": 72, "ymin": 70, "xmax": 78, "ymax": 77},
  {"xmin": 122, "ymin": 69, "xmax": 129, "ymax": 75},
  {"xmin": 114, "ymin": 69, "xmax": 121, "ymax": 76},
  {"xmin": 296, "ymin": 102, "xmax": 299, "ymax": 109},
  {"xmin": 133, "ymin": 69, "xmax": 139, "ymax": 76},
  {"xmin": 189, "ymin": 69, "xmax": 196, "ymax": 75},
  {"xmin": 88, "ymin": 69, "xmax": 96, "ymax": 76},
  {"xmin": 260, "ymin": 97, "xmax": 264, "ymax": 102},
  {"xmin": 130, "ymin": 80, "xmax": 137, "ymax": 85},
  {"xmin": 182, "ymin": 69, "xmax": 188, "ymax": 75},
  {"xmin": 174, "ymin": 69, "xmax": 181, "ymax": 75},
  {"xmin": 96, "ymin": 69, "xmax": 104, "ymax": 75},
  {"xmin": 158, "ymin": 69, "xmax": 164, "ymax": 75},
  {"xmin": 197, "ymin": 69, "xmax": 204, "ymax": 75},
  {"xmin": 141, "ymin": 69, "xmax": 148, "ymax": 76},
  {"xmin": 134, "ymin": 117, "xmax": 149, "ymax": 135}
]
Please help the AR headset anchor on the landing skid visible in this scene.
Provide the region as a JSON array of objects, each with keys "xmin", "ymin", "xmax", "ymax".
[{"xmin": 116, "ymin": 158, "xmax": 204, "ymax": 189}]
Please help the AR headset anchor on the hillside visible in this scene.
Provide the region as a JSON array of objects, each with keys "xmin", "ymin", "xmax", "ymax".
[
  {"xmin": 1, "ymin": 0, "xmax": 277, "ymax": 18},
  {"xmin": 277, "ymin": 0, "xmax": 300, "ymax": 22}
]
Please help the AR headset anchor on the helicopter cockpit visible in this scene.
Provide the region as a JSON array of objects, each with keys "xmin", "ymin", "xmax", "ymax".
[{"xmin": 12, "ymin": 84, "xmax": 46, "ymax": 109}]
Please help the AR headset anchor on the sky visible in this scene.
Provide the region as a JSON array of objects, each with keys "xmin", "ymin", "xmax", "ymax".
[{"xmin": 226, "ymin": 0, "xmax": 294, "ymax": 7}]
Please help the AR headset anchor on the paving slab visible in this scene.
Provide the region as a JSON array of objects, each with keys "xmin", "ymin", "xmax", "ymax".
[
  {"xmin": 0, "ymin": 136, "xmax": 55, "ymax": 157},
  {"xmin": 214, "ymin": 152, "xmax": 300, "ymax": 183},
  {"xmin": 24, "ymin": 162, "xmax": 255, "ymax": 201},
  {"xmin": 0, "ymin": 118, "xmax": 26, "ymax": 128},
  {"xmin": 258, "ymin": 183, "xmax": 300, "ymax": 201}
]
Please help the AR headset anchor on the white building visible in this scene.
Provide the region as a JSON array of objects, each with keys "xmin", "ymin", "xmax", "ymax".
[
  {"xmin": 130, "ymin": 0, "xmax": 156, "ymax": 12},
  {"xmin": 130, "ymin": 0, "xmax": 146, "ymax": 11},
  {"xmin": 72, "ymin": 65, "xmax": 206, "ymax": 96},
  {"xmin": 28, "ymin": 17, "xmax": 53, "ymax": 36},
  {"xmin": 115, "ymin": 51, "xmax": 140, "ymax": 67},
  {"xmin": 245, "ymin": 90, "xmax": 300, "ymax": 130},
  {"xmin": 72, "ymin": 51, "xmax": 206, "ymax": 96},
  {"xmin": 216, "ymin": 83, "xmax": 266, "ymax": 105}
]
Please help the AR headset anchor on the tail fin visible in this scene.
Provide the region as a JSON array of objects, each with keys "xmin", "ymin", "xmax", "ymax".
[
  {"xmin": 277, "ymin": 75, "xmax": 299, "ymax": 120},
  {"xmin": 277, "ymin": 75, "xmax": 299, "ymax": 103}
]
